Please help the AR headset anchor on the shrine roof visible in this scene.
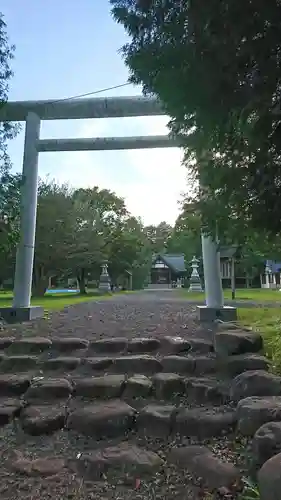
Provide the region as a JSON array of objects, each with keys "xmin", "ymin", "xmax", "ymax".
[{"xmin": 154, "ymin": 253, "xmax": 186, "ymax": 273}]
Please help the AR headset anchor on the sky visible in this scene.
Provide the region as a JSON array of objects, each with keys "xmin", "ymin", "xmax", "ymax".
[{"xmin": 1, "ymin": 0, "xmax": 186, "ymax": 225}]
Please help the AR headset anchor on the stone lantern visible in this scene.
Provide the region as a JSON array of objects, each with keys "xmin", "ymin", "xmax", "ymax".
[
  {"xmin": 98, "ymin": 261, "xmax": 111, "ymax": 292},
  {"xmin": 189, "ymin": 255, "xmax": 203, "ymax": 292}
]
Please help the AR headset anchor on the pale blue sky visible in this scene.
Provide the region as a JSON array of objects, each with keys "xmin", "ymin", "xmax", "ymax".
[{"xmin": 2, "ymin": 0, "xmax": 185, "ymax": 224}]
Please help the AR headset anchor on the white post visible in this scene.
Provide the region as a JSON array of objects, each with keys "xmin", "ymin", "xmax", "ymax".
[
  {"xmin": 265, "ymin": 273, "xmax": 270, "ymax": 289},
  {"xmin": 13, "ymin": 112, "xmax": 41, "ymax": 308},
  {"xmin": 201, "ymin": 232, "xmax": 224, "ymax": 308}
]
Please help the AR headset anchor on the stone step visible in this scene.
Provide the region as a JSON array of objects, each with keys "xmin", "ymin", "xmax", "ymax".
[
  {"xmin": 69, "ymin": 442, "xmax": 241, "ymax": 492},
  {"xmin": 2, "ymin": 335, "xmax": 213, "ymax": 357},
  {"xmin": 9, "ymin": 440, "xmax": 241, "ymax": 495},
  {"xmin": 237, "ymin": 395, "xmax": 281, "ymax": 436},
  {"xmin": 214, "ymin": 329, "xmax": 263, "ymax": 356},
  {"xmin": 0, "ymin": 351, "xmax": 269, "ymax": 378},
  {"xmin": 168, "ymin": 445, "xmax": 241, "ymax": 491},
  {"xmin": 1, "ymin": 330, "xmax": 263, "ymax": 359},
  {"xmin": 0, "ymin": 372, "xmax": 230, "ymax": 406},
  {"xmin": 0, "ymin": 396, "xmax": 237, "ymax": 440},
  {"xmin": 68, "ymin": 442, "xmax": 164, "ymax": 481}
]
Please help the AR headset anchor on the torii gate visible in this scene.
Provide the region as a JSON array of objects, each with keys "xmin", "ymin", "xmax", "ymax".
[{"xmin": 0, "ymin": 96, "xmax": 237, "ymax": 323}]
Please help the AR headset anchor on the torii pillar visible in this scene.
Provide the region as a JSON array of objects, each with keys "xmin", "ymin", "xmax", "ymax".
[{"xmin": 197, "ymin": 233, "xmax": 237, "ymax": 322}]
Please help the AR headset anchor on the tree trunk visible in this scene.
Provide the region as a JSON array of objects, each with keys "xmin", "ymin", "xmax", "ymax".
[
  {"xmin": 77, "ymin": 268, "xmax": 87, "ymax": 294},
  {"xmin": 245, "ymin": 273, "xmax": 250, "ymax": 288},
  {"xmin": 32, "ymin": 265, "xmax": 48, "ymax": 297}
]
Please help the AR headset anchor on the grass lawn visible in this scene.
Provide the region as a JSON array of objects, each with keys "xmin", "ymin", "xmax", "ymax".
[
  {"xmin": 179, "ymin": 288, "xmax": 281, "ymax": 302},
  {"xmin": 238, "ymin": 307, "xmax": 281, "ymax": 374},
  {"xmin": 0, "ymin": 290, "xmax": 113, "ymax": 311}
]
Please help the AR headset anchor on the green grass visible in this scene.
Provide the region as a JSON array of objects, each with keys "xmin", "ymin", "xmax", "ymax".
[
  {"xmin": 179, "ymin": 288, "xmax": 281, "ymax": 302},
  {"xmin": 238, "ymin": 307, "xmax": 281, "ymax": 374},
  {"xmin": 0, "ymin": 290, "xmax": 113, "ymax": 311}
]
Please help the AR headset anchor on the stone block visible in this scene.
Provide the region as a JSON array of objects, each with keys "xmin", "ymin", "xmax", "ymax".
[
  {"xmin": 0, "ymin": 398, "xmax": 23, "ymax": 426},
  {"xmin": 237, "ymin": 396, "xmax": 281, "ymax": 436},
  {"xmin": 7, "ymin": 337, "xmax": 52, "ymax": 355},
  {"xmin": 69, "ymin": 443, "xmax": 163, "ymax": 481},
  {"xmin": 74, "ymin": 375, "xmax": 126, "ymax": 399},
  {"xmin": 110, "ymin": 355, "xmax": 162, "ymax": 375},
  {"xmin": 161, "ymin": 355, "xmax": 195, "ymax": 374},
  {"xmin": 152, "ymin": 373, "xmax": 185, "ymax": 399},
  {"xmin": 0, "ymin": 306, "xmax": 43, "ymax": 324},
  {"xmin": 24, "ymin": 378, "xmax": 72, "ymax": 402},
  {"xmin": 137, "ymin": 404, "xmax": 176, "ymax": 437},
  {"xmin": 175, "ymin": 407, "xmax": 236, "ymax": 438},
  {"xmin": 215, "ymin": 330, "xmax": 263, "ymax": 356},
  {"xmin": 230, "ymin": 370, "xmax": 281, "ymax": 402},
  {"xmin": 169, "ymin": 445, "xmax": 241, "ymax": 490},
  {"xmin": 67, "ymin": 400, "xmax": 136, "ymax": 438},
  {"xmin": 123, "ymin": 375, "xmax": 152, "ymax": 398},
  {"xmin": 253, "ymin": 422, "xmax": 281, "ymax": 467},
  {"xmin": 21, "ymin": 405, "xmax": 66, "ymax": 435},
  {"xmin": 197, "ymin": 306, "xmax": 237, "ymax": 322},
  {"xmin": 127, "ymin": 338, "xmax": 160, "ymax": 354},
  {"xmin": 258, "ymin": 452, "xmax": 281, "ymax": 500}
]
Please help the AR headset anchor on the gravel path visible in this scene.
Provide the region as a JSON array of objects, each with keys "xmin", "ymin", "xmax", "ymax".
[{"xmin": 3, "ymin": 291, "xmax": 213, "ymax": 341}]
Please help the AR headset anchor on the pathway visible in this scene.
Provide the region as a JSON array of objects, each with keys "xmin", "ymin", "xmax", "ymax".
[{"xmin": 0, "ymin": 291, "xmax": 275, "ymax": 499}]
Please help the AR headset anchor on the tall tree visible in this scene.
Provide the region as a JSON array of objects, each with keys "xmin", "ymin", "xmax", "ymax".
[
  {"xmin": 0, "ymin": 13, "xmax": 19, "ymax": 255},
  {"xmin": 0, "ymin": 171, "xmax": 21, "ymax": 252},
  {"xmin": 110, "ymin": 0, "xmax": 281, "ymax": 236},
  {"xmin": 107, "ymin": 216, "xmax": 146, "ymax": 286},
  {"xmin": 144, "ymin": 221, "xmax": 172, "ymax": 254},
  {"xmin": 0, "ymin": 171, "xmax": 21, "ymax": 285},
  {"xmin": 167, "ymin": 203, "xmax": 201, "ymax": 264},
  {"xmin": 70, "ymin": 187, "xmax": 130, "ymax": 293},
  {"xmin": 33, "ymin": 180, "xmax": 75, "ymax": 296},
  {"xmin": 0, "ymin": 13, "xmax": 18, "ymax": 167}
]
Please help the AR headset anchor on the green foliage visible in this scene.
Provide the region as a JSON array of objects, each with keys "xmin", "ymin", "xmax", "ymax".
[
  {"xmin": 0, "ymin": 13, "xmax": 20, "ymax": 273},
  {"xmin": 110, "ymin": 0, "xmax": 281, "ymax": 236},
  {"xmin": 108, "ymin": 216, "xmax": 146, "ymax": 282},
  {"xmin": 239, "ymin": 478, "xmax": 260, "ymax": 500},
  {"xmin": 0, "ymin": 167, "xmax": 21, "ymax": 252},
  {"xmin": 0, "ymin": 13, "xmax": 19, "ymax": 167},
  {"xmin": 167, "ymin": 202, "xmax": 201, "ymax": 265},
  {"xmin": 32, "ymin": 183, "xmax": 138, "ymax": 295},
  {"xmin": 234, "ymin": 231, "xmax": 281, "ymax": 281},
  {"xmin": 32, "ymin": 180, "xmax": 75, "ymax": 295},
  {"xmin": 0, "ymin": 172, "xmax": 157, "ymax": 294},
  {"xmin": 144, "ymin": 221, "xmax": 173, "ymax": 254}
]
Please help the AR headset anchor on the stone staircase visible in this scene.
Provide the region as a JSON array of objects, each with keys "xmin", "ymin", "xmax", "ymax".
[{"xmin": 0, "ymin": 327, "xmax": 278, "ymax": 498}]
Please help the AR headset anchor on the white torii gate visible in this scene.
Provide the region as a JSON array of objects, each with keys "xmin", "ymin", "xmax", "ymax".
[{"xmin": 0, "ymin": 95, "xmax": 236, "ymax": 323}]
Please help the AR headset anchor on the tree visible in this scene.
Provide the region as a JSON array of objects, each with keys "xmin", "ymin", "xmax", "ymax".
[
  {"xmin": 0, "ymin": 13, "xmax": 19, "ymax": 251},
  {"xmin": 0, "ymin": 169, "xmax": 21, "ymax": 286},
  {"xmin": 110, "ymin": 0, "xmax": 281, "ymax": 236},
  {"xmin": 144, "ymin": 221, "xmax": 172, "ymax": 254},
  {"xmin": 70, "ymin": 187, "xmax": 131, "ymax": 293},
  {"xmin": 167, "ymin": 202, "xmax": 202, "ymax": 264},
  {"xmin": 235, "ymin": 231, "xmax": 281, "ymax": 287},
  {"xmin": 33, "ymin": 180, "xmax": 75, "ymax": 296},
  {"xmin": 0, "ymin": 169, "xmax": 21, "ymax": 251},
  {"xmin": 107, "ymin": 216, "xmax": 147, "ymax": 286},
  {"xmin": 0, "ymin": 13, "xmax": 18, "ymax": 167},
  {"xmin": 0, "ymin": 13, "xmax": 20, "ymax": 285},
  {"xmin": 0, "ymin": 173, "xmax": 151, "ymax": 295}
]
